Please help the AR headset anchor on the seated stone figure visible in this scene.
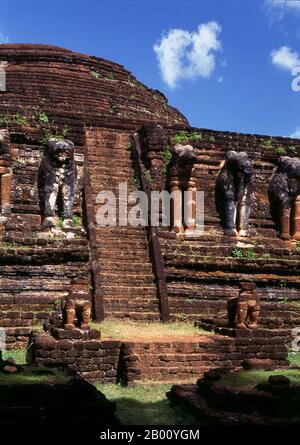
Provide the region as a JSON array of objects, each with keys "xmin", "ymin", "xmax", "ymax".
[
  {"xmin": 38, "ymin": 138, "xmax": 77, "ymax": 229},
  {"xmin": 268, "ymin": 156, "xmax": 300, "ymax": 241},
  {"xmin": 235, "ymin": 281, "xmax": 260, "ymax": 329},
  {"xmin": 215, "ymin": 151, "xmax": 254, "ymax": 237},
  {"xmin": 64, "ymin": 292, "xmax": 91, "ymax": 331},
  {"xmin": 0, "ymin": 129, "xmax": 12, "ymax": 218},
  {"xmin": 168, "ymin": 144, "xmax": 197, "ymax": 234}
]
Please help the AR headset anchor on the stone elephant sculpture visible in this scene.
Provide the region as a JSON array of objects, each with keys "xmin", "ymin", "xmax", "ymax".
[
  {"xmin": 268, "ymin": 156, "xmax": 300, "ymax": 241},
  {"xmin": 215, "ymin": 151, "xmax": 254, "ymax": 237},
  {"xmin": 38, "ymin": 138, "xmax": 77, "ymax": 229}
]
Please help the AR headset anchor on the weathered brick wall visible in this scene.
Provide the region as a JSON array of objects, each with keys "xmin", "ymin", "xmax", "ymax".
[
  {"xmin": 31, "ymin": 331, "xmax": 121, "ymax": 383},
  {"xmin": 0, "ymin": 134, "xmax": 90, "ymax": 349},
  {"xmin": 140, "ymin": 125, "xmax": 300, "ymax": 326},
  {"xmin": 0, "ymin": 43, "xmax": 188, "ymax": 137},
  {"xmin": 31, "ymin": 329, "xmax": 288, "ymax": 385}
]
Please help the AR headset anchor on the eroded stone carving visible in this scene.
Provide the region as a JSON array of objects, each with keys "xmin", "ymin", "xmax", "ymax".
[
  {"xmin": 216, "ymin": 151, "xmax": 254, "ymax": 237},
  {"xmin": 235, "ymin": 281, "xmax": 260, "ymax": 329},
  {"xmin": 64, "ymin": 292, "xmax": 91, "ymax": 331},
  {"xmin": 169, "ymin": 144, "xmax": 197, "ymax": 234},
  {"xmin": 0, "ymin": 129, "xmax": 12, "ymax": 218},
  {"xmin": 38, "ymin": 138, "xmax": 77, "ymax": 229},
  {"xmin": 268, "ymin": 156, "xmax": 300, "ymax": 241}
]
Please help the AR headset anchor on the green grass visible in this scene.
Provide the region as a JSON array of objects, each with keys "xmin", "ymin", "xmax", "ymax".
[
  {"xmin": 91, "ymin": 319, "xmax": 207, "ymax": 341},
  {"xmin": 95, "ymin": 383, "xmax": 200, "ymax": 425},
  {"xmin": 2, "ymin": 349, "xmax": 27, "ymax": 364},
  {"xmin": 289, "ymin": 352, "xmax": 300, "ymax": 367},
  {"xmin": 0, "ymin": 366, "xmax": 71, "ymax": 385},
  {"xmin": 221, "ymin": 369, "xmax": 300, "ymax": 389}
]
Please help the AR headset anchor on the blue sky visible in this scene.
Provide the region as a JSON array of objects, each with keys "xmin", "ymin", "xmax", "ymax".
[{"xmin": 0, "ymin": 0, "xmax": 300, "ymax": 137}]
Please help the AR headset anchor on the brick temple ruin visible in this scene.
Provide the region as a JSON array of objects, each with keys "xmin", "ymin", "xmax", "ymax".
[{"xmin": 0, "ymin": 44, "xmax": 299, "ymax": 384}]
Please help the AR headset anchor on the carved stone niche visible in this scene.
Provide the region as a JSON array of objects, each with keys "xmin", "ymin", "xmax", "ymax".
[
  {"xmin": 0, "ymin": 129, "xmax": 12, "ymax": 222},
  {"xmin": 168, "ymin": 144, "xmax": 197, "ymax": 235},
  {"xmin": 215, "ymin": 151, "xmax": 254, "ymax": 237},
  {"xmin": 268, "ymin": 156, "xmax": 300, "ymax": 241},
  {"xmin": 38, "ymin": 138, "xmax": 77, "ymax": 229}
]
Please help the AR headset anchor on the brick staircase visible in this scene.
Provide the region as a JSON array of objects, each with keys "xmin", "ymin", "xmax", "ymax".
[{"xmin": 85, "ymin": 129, "xmax": 160, "ymax": 321}]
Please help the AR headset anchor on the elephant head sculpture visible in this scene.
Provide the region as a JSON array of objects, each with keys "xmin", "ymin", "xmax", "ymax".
[{"xmin": 215, "ymin": 150, "xmax": 254, "ymax": 237}]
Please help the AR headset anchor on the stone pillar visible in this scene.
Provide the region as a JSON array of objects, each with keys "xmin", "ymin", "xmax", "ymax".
[
  {"xmin": 170, "ymin": 180, "xmax": 183, "ymax": 234},
  {"xmin": 184, "ymin": 178, "xmax": 197, "ymax": 233},
  {"xmin": 292, "ymin": 195, "xmax": 300, "ymax": 240}
]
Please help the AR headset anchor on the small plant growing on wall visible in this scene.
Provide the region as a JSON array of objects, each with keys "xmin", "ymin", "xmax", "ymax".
[
  {"xmin": 171, "ymin": 131, "xmax": 202, "ymax": 145},
  {"xmin": 134, "ymin": 175, "xmax": 141, "ymax": 190},
  {"xmin": 90, "ymin": 70, "xmax": 101, "ymax": 79},
  {"xmin": 0, "ymin": 114, "xmax": 11, "ymax": 125},
  {"xmin": 263, "ymin": 139, "xmax": 273, "ymax": 149},
  {"xmin": 162, "ymin": 147, "xmax": 172, "ymax": 176},
  {"xmin": 245, "ymin": 248, "xmax": 257, "ymax": 260},
  {"xmin": 35, "ymin": 112, "xmax": 49, "ymax": 124},
  {"xmin": 231, "ymin": 247, "xmax": 243, "ymax": 258},
  {"xmin": 14, "ymin": 113, "xmax": 28, "ymax": 126},
  {"xmin": 107, "ymin": 72, "xmax": 115, "ymax": 80},
  {"xmin": 145, "ymin": 169, "xmax": 153, "ymax": 186},
  {"xmin": 288, "ymin": 145, "xmax": 297, "ymax": 155},
  {"xmin": 276, "ymin": 146, "xmax": 286, "ymax": 156}
]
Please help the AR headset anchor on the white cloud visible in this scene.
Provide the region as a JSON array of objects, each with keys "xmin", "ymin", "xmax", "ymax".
[
  {"xmin": 271, "ymin": 46, "xmax": 300, "ymax": 71},
  {"xmin": 265, "ymin": 0, "xmax": 300, "ymax": 12},
  {"xmin": 153, "ymin": 22, "xmax": 222, "ymax": 88},
  {"xmin": 290, "ymin": 128, "xmax": 300, "ymax": 138},
  {"xmin": 264, "ymin": 1, "xmax": 300, "ymax": 22},
  {"xmin": 0, "ymin": 33, "xmax": 9, "ymax": 44}
]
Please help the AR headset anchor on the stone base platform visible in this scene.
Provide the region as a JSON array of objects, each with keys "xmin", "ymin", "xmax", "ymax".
[
  {"xmin": 167, "ymin": 366, "xmax": 300, "ymax": 425},
  {"xmin": 31, "ymin": 320, "xmax": 290, "ymax": 384}
]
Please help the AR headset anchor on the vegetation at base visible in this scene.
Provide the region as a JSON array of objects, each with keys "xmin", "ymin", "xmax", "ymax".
[
  {"xmin": 95, "ymin": 383, "xmax": 201, "ymax": 425},
  {"xmin": 289, "ymin": 352, "xmax": 300, "ymax": 367},
  {"xmin": 221, "ymin": 369, "xmax": 300, "ymax": 389},
  {"xmin": 91, "ymin": 319, "xmax": 206, "ymax": 340},
  {"xmin": 2, "ymin": 349, "xmax": 27, "ymax": 364},
  {"xmin": 0, "ymin": 366, "xmax": 70, "ymax": 385}
]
